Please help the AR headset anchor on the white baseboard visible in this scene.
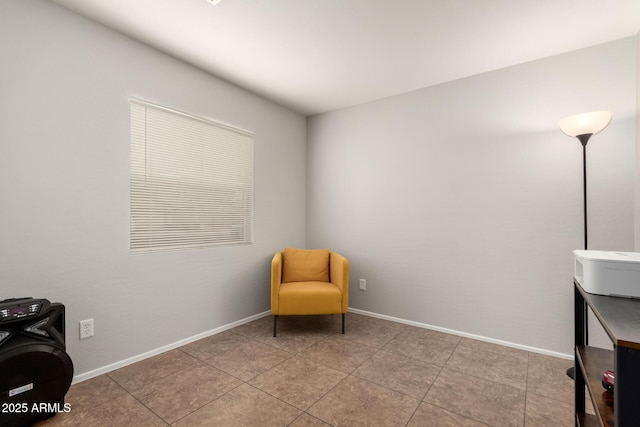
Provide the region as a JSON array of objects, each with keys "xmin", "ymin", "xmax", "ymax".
[
  {"xmin": 348, "ymin": 307, "xmax": 573, "ymax": 361},
  {"xmin": 73, "ymin": 307, "xmax": 572, "ymax": 384},
  {"xmin": 72, "ymin": 310, "xmax": 271, "ymax": 385}
]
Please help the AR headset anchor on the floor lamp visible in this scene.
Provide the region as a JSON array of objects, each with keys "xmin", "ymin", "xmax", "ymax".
[{"xmin": 558, "ymin": 110, "xmax": 613, "ymax": 380}]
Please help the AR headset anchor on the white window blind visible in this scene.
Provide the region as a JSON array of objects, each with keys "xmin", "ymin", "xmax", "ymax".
[{"xmin": 130, "ymin": 99, "xmax": 253, "ymax": 254}]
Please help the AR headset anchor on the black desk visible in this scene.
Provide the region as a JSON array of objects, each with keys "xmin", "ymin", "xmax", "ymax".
[{"xmin": 574, "ymin": 279, "xmax": 640, "ymax": 426}]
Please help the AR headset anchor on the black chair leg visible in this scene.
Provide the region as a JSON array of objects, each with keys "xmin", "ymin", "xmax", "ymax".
[
  {"xmin": 342, "ymin": 313, "xmax": 345, "ymax": 334},
  {"xmin": 273, "ymin": 315, "xmax": 278, "ymax": 337}
]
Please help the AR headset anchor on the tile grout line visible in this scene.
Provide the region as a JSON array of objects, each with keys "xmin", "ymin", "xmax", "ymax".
[
  {"xmin": 287, "ymin": 323, "xmax": 401, "ymax": 426},
  {"xmin": 413, "ymin": 337, "xmax": 499, "ymax": 427},
  {"xmin": 173, "ymin": 330, "xmax": 303, "ymax": 426},
  {"xmin": 405, "ymin": 335, "xmax": 455, "ymax": 427},
  {"xmin": 233, "ymin": 321, "xmax": 348, "ymax": 426},
  {"xmin": 523, "ymin": 351, "xmax": 531, "ymax": 427},
  {"xmin": 126, "ymin": 345, "xmax": 251, "ymax": 425}
]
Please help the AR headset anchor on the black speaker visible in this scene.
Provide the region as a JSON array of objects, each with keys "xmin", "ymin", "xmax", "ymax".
[{"xmin": 0, "ymin": 298, "xmax": 74, "ymax": 427}]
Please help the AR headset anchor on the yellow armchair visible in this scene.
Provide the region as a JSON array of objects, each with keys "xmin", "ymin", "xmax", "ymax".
[{"xmin": 271, "ymin": 248, "xmax": 349, "ymax": 337}]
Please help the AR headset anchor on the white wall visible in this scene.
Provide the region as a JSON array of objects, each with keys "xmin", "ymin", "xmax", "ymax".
[
  {"xmin": 0, "ymin": 0, "xmax": 306, "ymax": 376},
  {"xmin": 307, "ymin": 38, "xmax": 636, "ymax": 356},
  {"xmin": 636, "ymin": 29, "xmax": 640, "ymax": 251}
]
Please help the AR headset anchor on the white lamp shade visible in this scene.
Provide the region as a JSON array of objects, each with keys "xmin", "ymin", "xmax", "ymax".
[{"xmin": 558, "ymin": 111, "xmax": 612, "ymax": 137}]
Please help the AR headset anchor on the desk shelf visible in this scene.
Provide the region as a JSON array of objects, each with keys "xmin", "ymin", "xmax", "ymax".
[{"xmin": 574, "ymin": 280, "xmax": 640, "ymax": 427}]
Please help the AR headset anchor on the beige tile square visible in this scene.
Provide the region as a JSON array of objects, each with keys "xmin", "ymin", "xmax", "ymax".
[
  {"xmin": 298, "ymin": 336, "xmax": 378, "ymax": 373},
  {"xmin": 353, "ymin": 350, "xmax": 440, "ymax": 399},
  {"xmin": 173, "ymin": 383, "xmax": 301, "ymax": 426},
  {"xmin": 407, "ymin": 402, "xmax": 488, "ymax": 427},
  {"xmin": 338, "ymin": 316, "xmax": 406, "ymax": 348},
  {"xmin": 179, "ymin": 330, "xmax": 249, "ymax": 361},
  {"xmin": 63, "ymin": 375, "xmax": 127, "ymax": 412},
  {"xmin": 36, "ymin": 377, "xmax": 127, "ymax": 427},
  {"xmin": 132, "ymin": 361, "xmax": 242, "ymax": 424},
  {"xmin": 445, "ymin": 344, "xmax": 528, "ymax": 390},
  {"xmin": 107, "ymin": 349, "xmax": 198, "ymax": 393},
  {"xmin": 41, "ymin": 393, "xmax": 167, "ymax": 427},
  {"xmin": 257, "ymin": 328, "xmax": 331, "ymax": 354},
  {"xmin": 524, "ymin": 392, "xmax": 574, "ymax": 427},
  {"xmin": 526, "ymin": 353, "xmax": 574, "ymax": 404},
  {"xmin": 233, "ymin": 316, "xmax": 279, "ymax": 339},
  {"xmin": 383, "ymin": 327, "xmax": 460, "ymax": 366},
  {"xmin": 277, "ymin": 314, "xmax": 352, "ymax": 335},
  {"xmin": 425, "ymin": 368, "xmax": 526, "ymax": 427},
  {"xmin": 205, "ymin": 340, "xmax": 291, "ymax": 381},
  {"xmin": 308, "ymin": 375, "xmax": 420, "ymax": 427},
  {"xmin": 289, "ymin": 413, "xmax": 333, "ymax": 427},
  {"xmin": 459, "ymin": 337, "xmax": 529, "ymax": 363},
  {"xmin": 32, "ymin": 408, "xmax": 81, "ymax": 427},
  {"xmin": 250, "ymin": 355, "xmax": 347, "ymax": 410}
]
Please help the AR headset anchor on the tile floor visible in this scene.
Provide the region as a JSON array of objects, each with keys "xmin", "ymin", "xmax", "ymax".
[{"xmin": 36, "ymin": 313, "xmax": 575, "ymax": 426}]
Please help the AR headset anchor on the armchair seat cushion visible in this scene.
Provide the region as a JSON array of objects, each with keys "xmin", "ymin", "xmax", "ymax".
[{"xmin": 278, "ymin": 281, "xmax": 342, "ymax": 315}]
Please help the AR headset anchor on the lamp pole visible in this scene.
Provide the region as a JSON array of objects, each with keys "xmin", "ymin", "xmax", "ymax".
[
  {"xmin": 577, "ymin": 134, "xmax": 592, "ymax": 251},
  {"xmin": 558, "ymin": 111, "xmax": 612, "ymax": 381}
]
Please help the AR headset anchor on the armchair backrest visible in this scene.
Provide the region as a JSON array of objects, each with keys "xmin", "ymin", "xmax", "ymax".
[{"xmin": 282, "ymin": 248, "xmax": 330, "ymax": 283}]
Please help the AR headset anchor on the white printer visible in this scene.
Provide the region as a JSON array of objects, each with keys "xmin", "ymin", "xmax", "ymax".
[{"xmin": 574, "ymin": 250, "xmax": 640, "ymax": 298}]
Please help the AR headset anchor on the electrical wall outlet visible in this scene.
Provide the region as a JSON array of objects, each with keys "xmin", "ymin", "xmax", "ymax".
[
  {"xmin": 359, "ymin": 278, "xmax": 366, "ymax": 291},
  {"xmin": 79, "ymin": 319, "xmax": 94, "ymax": 339}
]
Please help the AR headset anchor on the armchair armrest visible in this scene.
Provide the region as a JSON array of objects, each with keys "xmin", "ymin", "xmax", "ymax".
[
  {"xmin": 330, "ymin": 252, "xmax": 349, "ymax": 313},
  {"xmin": 271, "ymin": 252, "xmax": 283, "ymax": 314}
]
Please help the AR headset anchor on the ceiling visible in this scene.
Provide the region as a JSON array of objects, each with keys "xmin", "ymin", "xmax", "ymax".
[{"xmin": 52, "ymin": 0, "xmax": 640, "ymax": 116}]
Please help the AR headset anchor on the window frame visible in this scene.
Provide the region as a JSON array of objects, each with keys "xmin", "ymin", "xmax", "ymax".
[{"xmin": 129, "ymin": 98, "xmax": 254, "ymax": 254}]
